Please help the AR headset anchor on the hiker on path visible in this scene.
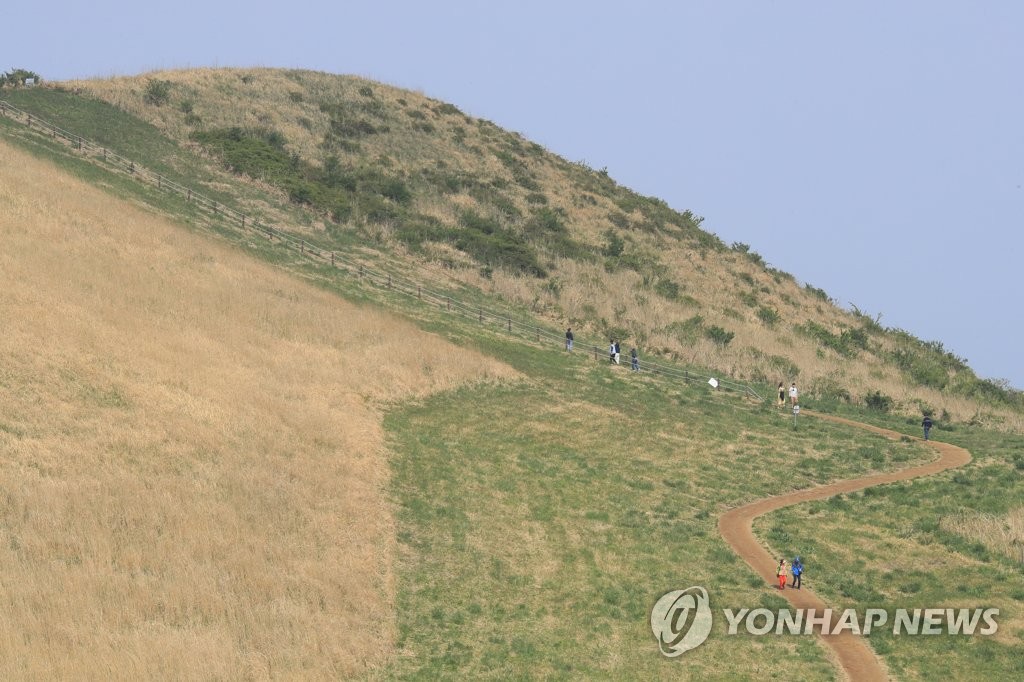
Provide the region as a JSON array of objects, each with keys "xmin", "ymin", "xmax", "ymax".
[
  {"xmin": 791, "ymin": 556, "xmax": 803, "ymax": 589},
  {"xmin": 566, "ymin": 327, "xmax": 574, "ymax": 351},
  {"xmin": 609, "ymin": 340, "xmax": 616, "ymax": 363},
  {"xmin": 789, "ymin": 382, "xmax": 799, "ymax": 406},
  {"xmin": 776, "ymin": 558, "xmax": 788, "ymax": 590},
  {"xmin": 922, "ymin": 415, "xmax": 933, "ymax": 441},
  {"xmin": 778, "ymin": 382, "xmax": 786, "ymax": 407},
  {"xmin": 614, "ymin": 340, "xmax": 621, "ymax": 365},
  {"xmin": 630, "ymin": 347, "xmax": 639, "ymax": 372}
]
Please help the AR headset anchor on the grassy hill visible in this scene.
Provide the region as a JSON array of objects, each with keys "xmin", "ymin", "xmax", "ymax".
[
  {"xmin": 4, "ymin": 68, "xmax": 1021, "ymax": 430},
  {"xmin": 0, "ymin": 139, "xmax": 513, "ymax": 678},
  {"xmin": 1, "ymin": 69, "xmax": 1022, "ymax": 680}
]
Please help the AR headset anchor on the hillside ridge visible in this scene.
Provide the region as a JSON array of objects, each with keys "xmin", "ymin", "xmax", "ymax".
[{"xmin": 2, "ymin": 67, "xmax": 1021, "ymax": 429}]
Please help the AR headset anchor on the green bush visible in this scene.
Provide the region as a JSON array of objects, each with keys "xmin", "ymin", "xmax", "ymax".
[
  {"xmin": 705, "ymin": 325, "xmax": 735, "ymax": 347},
  {"xmin": 602, "ymin": 230, "xmax": 624, "ymax": 258},
  {"xmin": 0, "ymin": 68, "xmax": 42, "ymax": 87},
  {"xmin": 864, "ymin": 390, "xmax": 894, "ymax": 412},
  {"xmin": 756, "ymin": 306, "xmax": 780, "ymax": 326},
  {"xmin": 654, "ymin": 279, "xmax": 680, "ymax": 301},
  {"xmin": 143, "ymin": 79, "xmax": 172, "ymax": 106},
  {"xmin": 804, "ymin": 283, "xmax": 831, "ymax": 303}
]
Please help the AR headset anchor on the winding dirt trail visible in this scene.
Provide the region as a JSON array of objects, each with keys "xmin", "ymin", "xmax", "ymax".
[{"xmin": 718, "ymin": 411, "xmax": 972, "ymax": 681}]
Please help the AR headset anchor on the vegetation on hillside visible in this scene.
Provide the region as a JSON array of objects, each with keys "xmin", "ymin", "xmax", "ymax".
[{"xmin": 2, "ymin": 68, "xmax": 1020, "ymax": 427}]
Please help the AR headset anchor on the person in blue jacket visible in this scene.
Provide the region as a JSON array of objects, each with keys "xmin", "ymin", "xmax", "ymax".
[
  {"xmin": 791, "ymin": 556, "xmax": 804, "ymax": 589},
  {"xmin": 922, "ymin": 415, "xmax": 933, "ymax": 441}
]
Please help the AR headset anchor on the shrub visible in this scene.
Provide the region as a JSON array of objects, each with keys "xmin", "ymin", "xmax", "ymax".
[
  {"xmin": 0, "ymin": 68, "xmax": 42, "ymax": 87},
  {"xmin": 602, "ymin": 230, "xmax": 625, "ymax": 258},
  {"xmin": 654, "ymin": 279, "xmax": 680, "ymax": 301},
  {"xmin": 705, "ymin": 325, "xmax": 735, "ymax": 347},
  {"xmin": 804, "ymin": 283, "xmax": 831, "ymax": 303},
  {"xmin": 143, "ymin": 79, "xmax": 172, "ymax": 106},
  {"xmin": 756, "ymin": 306, "xmax": 780, "ymax": 326},
  {"xmin": 358, "ymin": 85, "xmax": 374, "ymax": 97},
  {"xmin": 864, "ymin": 390, "xmax": 894, "ymax": 412}
]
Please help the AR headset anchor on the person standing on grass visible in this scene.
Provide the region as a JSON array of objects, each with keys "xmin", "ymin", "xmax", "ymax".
[
  {"xmin": 565, "ymin": 327, "xmax": 574, "ymax": 351},
  {"xmin": 609, "ymin": 340, "xmax": 616, "ymax": 363},
  {"xmin": 614, "ymin": 340, "xmax": 621, "ymax": 365},
  {"xmin": 922, "ymin": 414, "xmax": 933, "ymax": 440},
  {"xmin": 776, "ymin": 558, "xmax": 788, "ymax": 590},
  {"xmin": 778, "ymin": 382, "xmax": 786, "ymax": 407},
  {"xmin": 791, "ymin": 556, "xmax": 803, "ymax": 589},
  {"xmin": 630, "ymin": 347, "xmax": 639, "ymax": 372},
  {"xmin": 789, "ymin": 382, "xmax": 799, "ymax": 406}
]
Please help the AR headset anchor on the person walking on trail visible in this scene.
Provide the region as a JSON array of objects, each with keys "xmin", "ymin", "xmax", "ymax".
[
  {"xmin": 922, "ymin": 415, "xmax": 933, "ymax": 441},
  {"xmin": 789, "ymin": 382, "xmax": 799, "ymax": 406},
  {"xmin": 614, "ymin": 340, "xmax": 621, "ymax": 365},
  {"xmin": 778, "ymin": 382, "xmax": 786, "ymax": 407},
  {"xmin": 609, "ymin": 340, "xmax": 616, "ymax": 363},
  {"xmin": 776, "ymin": 558, "xmax": 788, "ymax": 590},
  {"xmin": 791, "ymin": 556, "xmax": 803, "ymax": 589},
  {"xmin": 630, "ymin": 347, "xmax": 639, "ymax": 372},
  {"xmin": 565, "ymin": 327, "xmax": 574, "ymax": 351}
]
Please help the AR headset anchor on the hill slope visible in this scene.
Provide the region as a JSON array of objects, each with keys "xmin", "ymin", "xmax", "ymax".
[
  {"xmin": 15, "ymin": 67, "xmax": 1011, "ymax": 430},
  {"xmin": 0, "ymin": 138, "xmax": 512, "ymax": 678}
]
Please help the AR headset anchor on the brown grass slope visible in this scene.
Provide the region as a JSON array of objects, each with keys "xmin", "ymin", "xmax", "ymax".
[
  {"xmin": 0, "ymin": 139, "xmax": 514, "ymax": 679},
  {"xmin": 58, "ymin": 68, "xmax": 1022, "ymax": 429}
]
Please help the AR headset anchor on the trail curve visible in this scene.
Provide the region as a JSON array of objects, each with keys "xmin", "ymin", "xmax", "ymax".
[{"xmin": 718, "ymin": 411, "xmax": 972, "ymax": 681}]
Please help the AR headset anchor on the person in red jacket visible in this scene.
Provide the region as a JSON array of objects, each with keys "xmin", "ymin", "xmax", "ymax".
[{"xmin": 776, "ymin": 558, "xmax": 788, "ymax": 590}]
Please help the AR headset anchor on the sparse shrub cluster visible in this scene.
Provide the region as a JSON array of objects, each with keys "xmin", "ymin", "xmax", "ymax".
[
  {"xmin": 192, "ymin": 126, "xmax": 412, "ymax": 225},
  {"xmin": 798, "ymin": 321, "xmax": 868, "ymax": 358},
  {"xmin": 654, "ymin": 278, "xmax": 681, "ymax": 301},
  {"xmin": 143, "ymin": 79, "xmax": 172, "ymax": 106},
  {"xmin": 704, "ymin": 325, "xmax": 735, "ymax": 347},
  {"xmin": 731, "ymin": 242, "xmax": 766, "ymax": 267},
  {"xmin": 0, "ymin": 68, "xmax": 41, "ymax": 87},
  {"xmin": 756, "ymin": 306, "xmax": 780, "ymax": 326},
  {"xmin": 864, "ymin": 390, "xmax": 894, "ymax": 412},
  {"xmin": 804, "ymin": 283, "xmax": 831, "ymax": 303}
]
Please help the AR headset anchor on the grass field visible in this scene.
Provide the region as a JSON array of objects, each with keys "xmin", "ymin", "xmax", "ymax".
[
  {"xmin": 0, "ymin": 139, "xmax": 513, "ymax": 679},
  {"xmin": 753, "ymin": 420, "xmax": 1024, "ymax": 681},
  {"xmin": 374, "ymin": 335, "xmax": 945, "ymax": 679},
  {"xmin": 4, "ymin": 85, "xmax": 1024, "ymax": 680}
]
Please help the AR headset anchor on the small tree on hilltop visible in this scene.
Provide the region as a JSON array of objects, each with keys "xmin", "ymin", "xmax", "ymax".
[{"xmin": 1, "ymin": 68, "xmax": 42, "ymax": 87}]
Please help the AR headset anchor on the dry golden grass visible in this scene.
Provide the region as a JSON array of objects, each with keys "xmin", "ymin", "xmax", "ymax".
[
  {"xmin": 0, "ymin": 140, "xmax": 514, "ymax": 680},
  {"xmin": 941, "ymin": 508, "xmax": 1024, "ymax": 564}
]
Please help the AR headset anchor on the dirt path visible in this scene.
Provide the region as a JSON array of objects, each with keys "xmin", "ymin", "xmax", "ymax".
[{"xmin": 718, "ymin": 411, "xmax": 972, "ymax": 681}]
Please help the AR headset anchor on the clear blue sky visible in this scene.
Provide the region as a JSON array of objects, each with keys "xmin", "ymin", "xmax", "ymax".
[{"xmin": 10, "ymin": 1, "xmax": 1024, "ymax": 388}]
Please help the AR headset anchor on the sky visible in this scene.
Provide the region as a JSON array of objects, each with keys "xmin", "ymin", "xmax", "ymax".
[{"xmin": 9, "ymin": 1, "xmax": 1024, "ymax": 388}]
